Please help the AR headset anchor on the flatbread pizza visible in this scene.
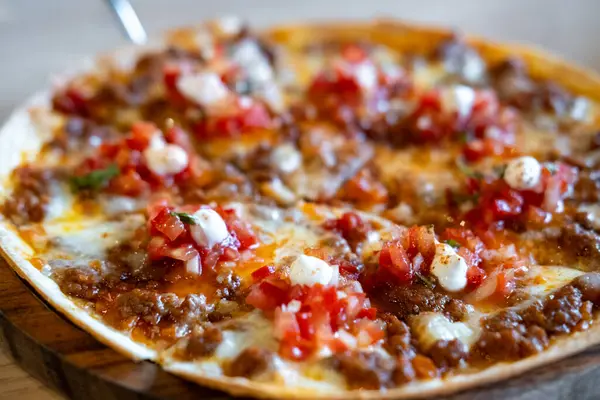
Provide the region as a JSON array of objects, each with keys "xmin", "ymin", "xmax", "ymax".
[{"xmin": 2, "ymin": 18, "xmax": 600, "ymax": 398}]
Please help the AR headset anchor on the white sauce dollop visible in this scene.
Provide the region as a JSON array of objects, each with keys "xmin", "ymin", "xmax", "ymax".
[
  {"xmin": 143, "ymin": 135, "xmax": 189, "ymax": 176},
  {"xmin": 189, "ymin": 209, "xmax": 230, "ymax": 248},
  {"xmin": 176, "ymin": 72, "xmax": 230, "ymax": 107},
  {"xmin": 430, "ymin": 242, "xmax": 469, "ymax": 292},
  {"xmin": 270, "ymin": 143, "xmax": 302, "ymax": 174},
  {"xmin": 440, "ymin": 85, "xmax": 476, "ymax": 120},
  {"xmin": 504, "ymin": 156, "xmax": 542, "ymax": 190},
  {"xmin": 289, "ymin": 255, "xmax": 334, "ymax": 286}
]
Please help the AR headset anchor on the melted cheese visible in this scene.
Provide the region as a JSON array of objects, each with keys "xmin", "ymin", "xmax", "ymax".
[
  {"xmin": 43, "ymin": 215, "xmax": 144, "ymax": 258},
  {"xmin": 213, "ymin": 312, "xmax": 276, "ymax": 359},
  {"xmin": 524, "ymin": 265, "xmax": 584, "ymax": 298},
  {"xmin": 45, "ymin": 182, "xmax": 75, "ymax": 221},
  {"xmin": 288, "ymin": 255, "xmax": 334, "ymax": 286},
  {"xmin": 411, "ymin": 312, "xmax": 480, "ymax": 350},
  {"xmin": 374, "ymin": 145, "xmax": 461, "ymax": 204}
]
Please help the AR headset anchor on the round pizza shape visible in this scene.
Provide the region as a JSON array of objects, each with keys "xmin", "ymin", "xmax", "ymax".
[{"xmin": 2, "ymin": 18, "xmax": 600, "ymax": 399}]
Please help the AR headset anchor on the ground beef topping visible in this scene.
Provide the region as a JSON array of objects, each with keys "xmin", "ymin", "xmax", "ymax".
[
  {"xmin": 2, "ymin": 166, "xmax": 55, "ymax": 225},
  {"xmin": 225, "ymin": 347, "xmax": 274, "ymax": 378},
  {"xmin": 558, "ymin": 223, "xmax": 600, "ymax": 268},
  {"xmin": 473, "ymin": 283, "xmax": 594, "ymax": 362},
  {"xmin": 332, "ymin": 350, "xmax": 396, "ymax": 390},
  {"xmin": 428, "ymin": 339, "xmax": 468, "ymax": 370},
  {"xmin": 368, "ymin": 282, "xmax": 468, "ymax": 322},
  {"xmin": 572, "ymin": 272, "xmax": 600, "ymax": 304},
  {"xmin": 573, "ymin": 170, "xmax": 600, "ymax": 202},
  {"xmin": 381, "ymin": 314, "xmax": 415, "ymax": 358},
  {"xmin": 52, "ymin": 265, "xmax": 219, "ymax": 343},
  {"xmin": 182, "ymin": 325, "xmax": 223, "ymax": 359},
  {"xmin": 55, "ymin": 267, "xmax": 102, "ymax": 301}
]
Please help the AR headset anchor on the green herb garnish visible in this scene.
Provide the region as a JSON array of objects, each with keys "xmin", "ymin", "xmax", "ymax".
[
  {"xmin": 458, "ymin": 131, "xmax": 470, "ymax": 144},
  {"xmin": 546, "ymin": 163, "xmax": 558, "ymax": 175},
  {"xmin": 445, "ymin": 239, "xmax": 461, "ymax": 248},
  {"xmin": 456, "ymin": 158, "xmax": 484, "ymax": 180},
  {"xmin": 415, "ymin": 271, "xmax": 435, "ymax": 288},
  {"xmin": 493, "ymin": 164, "xmax": 507, "ymax": 179},
  {"xmin": 70, "ymin": 164, "xmax": 120, "ymax": 191},
  {"xmin": 170, "ymin": 211, "xmax": 198, "ymax": 225},
  {"xmin": 449, "ymin": 191, "xmax": 480, "ymax": 205}
]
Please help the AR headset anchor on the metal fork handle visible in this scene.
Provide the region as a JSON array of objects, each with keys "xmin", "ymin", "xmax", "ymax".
[{"xmin": 104, "ymin": 0, "xmax": 147, "ymax": 45}]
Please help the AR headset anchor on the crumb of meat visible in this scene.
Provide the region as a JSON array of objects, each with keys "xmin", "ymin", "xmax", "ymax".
[
  {"xmin": 183, "ymin": 325, "xmax": 223, "ymax": 359},
  {"xmin": 225, "ymin": 347, "xmax": 273, "ymax": 378}
]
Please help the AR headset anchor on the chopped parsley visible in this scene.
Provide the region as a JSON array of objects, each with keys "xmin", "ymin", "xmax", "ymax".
[
  {"xmin": 444, "ymin": 239, "xmax": 461, "ymax": 248},
  {"xmin": 170, "ymin": 211, "xmax": 198, "ymax": 225},
  {"xmin": 456, "ymin": 158, "xmax": 483, "ymax": 180},
  {"xmin": 493, "ymin": 164, "xmax": 507, "ymax": 179},
  {"xmin": 449, "ymin": 191, "xmax": 480, "ymax": 205},
  {"xmin": 70, "ymin": 164, "xmax": 119, "ymax": 191},
  {"xmin": 415, "ymin": 271, "xmax": 435, "ymax": 288}
]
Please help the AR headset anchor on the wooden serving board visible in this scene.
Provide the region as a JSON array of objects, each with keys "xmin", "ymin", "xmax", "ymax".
[{"xmin": 1, "ymin": 257, "xmax": 599, "ymax": 400}]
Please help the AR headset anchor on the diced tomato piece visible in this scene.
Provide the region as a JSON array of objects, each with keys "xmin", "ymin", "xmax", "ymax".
[
  {"xmin": 456, "ymin": 247, "xmax": 478, "ymax": 268},
  {"xmin": 151, "ymin": 207, "xmax": 186, "ymax": 241},
  {"xmin": 491, "ymin": 189, "xmax": 524, "ymax": 218},
  {"xmin": 323, "ymin": 211, "xmax": 373, "ymax": 247},
  {"xmin": 279, "ymin": 341, "xmax": 311, "ymax": 361},
  {"xmin": 296, "ymin": 311, "xmax": 315, "ymax": 340},
  {"xmin": 227, "ymin": 220, "xmax": 258, "ymax": 250},
  {"xmin": 341, "ymin": 44, "xmax": 368, "ymax": 63},
  {"xmin": 109, "ymin": 169, "xmax": 148, "ymax": 197},
  {"xmin": 246, "ymin": 280, "xmax": 289, "ymax": 311},
  {"xmin": 196, "ymin": 101, "xmax": 271, "ymax": 139},
  {"xmin": 166, "ymin": 245, "xmax": 199, "ymax": 261},
  {"xmin": 356, "ymin": 307, "xmax": 377, "ymax": 320},
  {"xmin": 341, "ymin": 292, "xmax": 364, "ymax": 319},
  {"xmin": 379, "ymin": 241, "xmax": 413, "ymax": 283},
  {"xmin": 308, "ymin": 69, "xmax": 362, "ymax": 106},
  {"xmin": 220, "ymin": 246, "xmax": 240, "ymax": 262},
  {"xmin": 493, "ymin": 270, "xmax": 516, "ymax": 299},
  {"xmin": 251, "ymin": 265, "xmax": 276, "ymax": 281},
  {"xmin": 442, "ymin": 228, "xmax": 484, "ymax": 254},
  {"xmin": 163, "ymin": 64, "xmax": 182, "ymax": 90},
  {"xmin": 355, "ymin": 319, "xmax": 385, "ymax": 345},
  {"xmin": 337, "ymin": 260, "xmax": 361, "ymax": 279},
  {"xmin": 147, "ymin": 200, "xmax": 169, "ymax": 220},
  {"xmin": 339, "ymin": 169, "xmax": 388, "ymax": 205},
  {"xmin": 240, "ymin": 101, "xmax": 272, "ymax": 130},
  {"xmin": 164, "ymin": 125, "xmax": 191, "ymax": 149},
  {"xmin": 468, "ymin": 269, "xmax": 515, "ymax": 302},
  {"xmin": 274, "ymin": 308, "xmax": 300, "ymax": 340},
  {"xmin": 127, "ymin": 121, "xmax": 157, "ymax": 150},
  {"xmin": 405, "ymin": 225, "xmax": 436, "ymax": 267},
  {"xmin": 466, "ymin": 265, "xmax": 486, "ymax": 290},
  {"xmin": 147, "ymin": 236, "xmax": 168, "ymax": 260},
  {"xmin": 524, "ymin": 206, "xmax": 552, "ymax": 227}
]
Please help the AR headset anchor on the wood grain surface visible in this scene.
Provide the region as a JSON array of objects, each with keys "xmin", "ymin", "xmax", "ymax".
[{"xmin": 1, "ymin": 256, "xmax": 600, "ymax": 400}]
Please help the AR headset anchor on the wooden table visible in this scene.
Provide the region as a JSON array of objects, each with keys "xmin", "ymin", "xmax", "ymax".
[
  {"xmin": 2, "ymin": 1, "xmax": 600, "ymax": 398},
  {"xmin": 0, "ymin": 345, "xmax": 61, "ymax": 400}
]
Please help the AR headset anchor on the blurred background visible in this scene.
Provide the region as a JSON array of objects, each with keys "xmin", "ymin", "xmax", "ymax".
[{"xmin": 2, "ymin": 0, "xmax": 600, "ymax": 121}]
